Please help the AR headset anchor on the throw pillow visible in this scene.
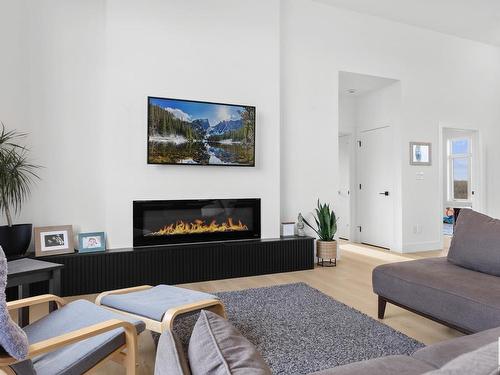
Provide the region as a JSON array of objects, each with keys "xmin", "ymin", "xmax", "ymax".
[
  {"xmin": 448, "ymin": 209, "xmax": 500, "ymax": 276},
  {"xmin": 155, "ymin": 329, "xmax": 191, "ymax": 375},
  {"xmin": 0, "ymin": 246, "xmax": 30, "ymax": 360},
  {"xmin": 188, "ymin": 310, "xmax": 271, "ymax": 375}
]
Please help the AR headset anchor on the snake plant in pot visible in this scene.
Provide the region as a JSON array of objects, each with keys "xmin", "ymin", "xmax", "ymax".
[
  {"xmin": 0, "ymin": 125, "xmax": 40, "ymax": 259},
  {"xmin": 301, "ymin": 200, "xmax": 338, "ymax": 266}
]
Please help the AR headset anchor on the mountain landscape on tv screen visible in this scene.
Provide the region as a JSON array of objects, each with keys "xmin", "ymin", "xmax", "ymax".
[{"xmin": 148, "ymin": 98, "xmax": 255, "ymax": 166}]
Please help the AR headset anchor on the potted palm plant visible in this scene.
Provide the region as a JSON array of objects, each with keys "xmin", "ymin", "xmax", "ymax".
[
  {"xmin": 301, "ymin": 200, "xmax": 338, "ymax": 267},
  {"xmin": 0, "ymin": 125, "xmax": 40, "ymax": 259}
]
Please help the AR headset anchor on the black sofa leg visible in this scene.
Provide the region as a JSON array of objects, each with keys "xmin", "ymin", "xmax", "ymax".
[{"xmin": 378, "ymin": 296, "xmax": 387, "ymax": 319}]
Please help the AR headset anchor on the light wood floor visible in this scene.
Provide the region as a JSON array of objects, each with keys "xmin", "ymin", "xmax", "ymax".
[{"xmin": 22, "ymin": 239, "xmax": 460, "ymax": 375}]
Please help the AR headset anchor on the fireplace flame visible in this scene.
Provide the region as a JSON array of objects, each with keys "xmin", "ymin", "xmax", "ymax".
[{"xmin": 146, "ymin": 217, "xmax": 249, "ymax": 236}]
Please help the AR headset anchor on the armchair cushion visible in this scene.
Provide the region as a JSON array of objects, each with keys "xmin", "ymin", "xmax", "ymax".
[
  {"xmin": 0, "ymin": 246, "xmax": 30, "ymax": 361},
  {"xmin": 448, "ymin": 209, "xmax": 500, "ymax": 276},
  {"xmin": 100, "ymin": 284, "xmax": 219, "ymax": 321},
  {"xmin": 12, "ymin": 299, "xmax": 145, "ymax": 375}
]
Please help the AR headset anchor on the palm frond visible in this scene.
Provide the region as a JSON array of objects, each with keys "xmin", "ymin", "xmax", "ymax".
[
  {"xmin": 299, "ymin": 199, "xmax": 338, "ymax": 241},
  {"xmin": 0, "ymin": 123, "xmax": 41, "ymax": 225}
]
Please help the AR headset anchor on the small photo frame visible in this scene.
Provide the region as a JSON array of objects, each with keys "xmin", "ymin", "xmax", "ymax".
[
  {"xmin": 410, "ymin": 142, "xmax": 431, "ymax": 166},
  {"xmin": 35, "ymin": 225, "xmax": 74, "ymax": 257},
  {"xmin": 78, "ymin": 232, "xmax": 106, "ymax": 253}
]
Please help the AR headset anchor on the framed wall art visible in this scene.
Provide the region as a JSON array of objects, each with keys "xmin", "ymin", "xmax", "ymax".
[{"xmin": 410, "ymin": 142, "xmax": 431, "ymax": 166}]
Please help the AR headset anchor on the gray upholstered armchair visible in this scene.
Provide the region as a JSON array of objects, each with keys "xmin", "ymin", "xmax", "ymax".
[{"xmin": 0, "ymin": 248, "xmax": 145, "ymax": 375}]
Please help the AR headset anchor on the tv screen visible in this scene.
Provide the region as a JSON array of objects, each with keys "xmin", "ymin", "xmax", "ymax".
[{"xmin": 148, "ymin": 97, "xmax": 255, "ymax": 166}]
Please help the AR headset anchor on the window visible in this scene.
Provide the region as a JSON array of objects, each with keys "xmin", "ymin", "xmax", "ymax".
[{"xmin": 447, "ymin": 138, "xmax": 472, "ymax": 202}]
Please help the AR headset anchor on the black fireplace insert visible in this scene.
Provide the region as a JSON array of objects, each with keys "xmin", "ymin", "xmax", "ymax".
[{"xmin": 133, "ymin": 198, "xmax": 261, "ymax": 247}]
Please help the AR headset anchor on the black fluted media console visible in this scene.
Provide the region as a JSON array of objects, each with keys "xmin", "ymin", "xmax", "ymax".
[{"xmin": 40, "ymin": 236, "xmax": 314, "ymax": 297}]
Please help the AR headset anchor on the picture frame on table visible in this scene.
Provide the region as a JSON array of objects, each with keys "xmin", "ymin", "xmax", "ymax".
[
  {"xmin": 35, "ymin": 225, "xmax": 74, "ymax": 257},
  {"xmin": 78, "ymin": 232, "xmax": 106, "ymax": 253}
]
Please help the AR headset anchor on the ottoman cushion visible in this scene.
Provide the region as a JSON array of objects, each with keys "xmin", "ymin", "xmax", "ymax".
[{"xmin": 101, "ymin": 285, "xmax": 218, "ymax": 321}]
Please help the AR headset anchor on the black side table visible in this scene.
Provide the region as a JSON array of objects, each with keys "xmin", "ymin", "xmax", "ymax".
[{"xmin": 7, "ymin": 257, "xmax": 64, "ymax": 327}]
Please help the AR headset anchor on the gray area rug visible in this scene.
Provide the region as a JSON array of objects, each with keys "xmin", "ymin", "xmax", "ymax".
[{"xmin": 165, "ymin": 282, "xmax": 424, "ymax": 374}]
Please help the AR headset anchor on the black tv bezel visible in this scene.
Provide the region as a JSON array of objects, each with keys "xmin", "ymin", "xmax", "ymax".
[{"xmin": 147, "ymin": 96, "xmax": 256, "ymax": 167}]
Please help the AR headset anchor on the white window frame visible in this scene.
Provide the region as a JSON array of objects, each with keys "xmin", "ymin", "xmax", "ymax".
[{"xmin": 447, "ymin": 137, "xmax": 472, "ymax": 203}]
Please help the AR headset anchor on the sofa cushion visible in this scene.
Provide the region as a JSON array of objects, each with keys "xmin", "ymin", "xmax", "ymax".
[
  {"xmin": 9, "ymin": 360, "xmax": 36, "ymax": 375},
  {"xmin": 188, "ymin": 310, "xmax": 271, "ymax": 375},
  {"xmin": 413, "ymin": 326, "xmax": 500, "ymax": 368},
  {"xmin": 448, "ymin": 209, "xmax": 500, "ymax": 276},
  {"xmin": 373, "ymin": 257, "xmax": 500, "ymax": 333},
  {"xmin": 0, "ymin": 246, "xmax": 30, "ymax": 362},
  {"xmin": 155, "ymin": 329, "xmax": 191, "ymax": 375},
  {"xmin": 18, "ymin": 299, "xmax": 145, "ymax": 375},
  {"xmin": 101, "ymin": 284, "xmax": 218, "ymax": 321},
  {"xmin": 309, "ymin": 355, "xmax": 436, "ymax": 375},
  {"xmin": 422, "ymin": 342, "xmax": 499, "ymax": 375}
]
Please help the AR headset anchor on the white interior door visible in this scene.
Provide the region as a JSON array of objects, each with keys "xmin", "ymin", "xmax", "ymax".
[
  {"xmin": 337, "ymin": 135, "xmax": 351, "ymax": 239},
  {"xmin": 357, "ymin": 126, "xmax": 393, "ymax": 249}
]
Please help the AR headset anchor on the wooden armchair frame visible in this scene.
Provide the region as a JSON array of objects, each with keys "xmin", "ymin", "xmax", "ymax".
[
  {"xmin": 96, "ymin": 285, "xmax": 227, "ymax": 333},
  {"xmin": 0, "ymin": 294, "xmax": 138, "ymax": 375}
]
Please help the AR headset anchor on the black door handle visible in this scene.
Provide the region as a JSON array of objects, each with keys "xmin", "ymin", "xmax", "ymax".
[{"xmin": 379, "ymin": 191, "xmax": 389, "ymax": 196}]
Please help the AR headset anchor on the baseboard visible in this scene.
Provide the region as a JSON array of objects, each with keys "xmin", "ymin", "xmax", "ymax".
[{"xmin": 401, "ymin": 240, "xmax": 442, "ymax": 253}]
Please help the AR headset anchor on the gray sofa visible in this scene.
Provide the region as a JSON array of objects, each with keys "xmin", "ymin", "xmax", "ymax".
[
  {"xmin": 373, "ymin": 209, "xmax": 500, "ymax": 334},
  {"xmin": 155, "ymin": 310, "xmax": 500, "ymax": 375},
  {"xmin": 312, "ymin": 326, "xmax": 500, "ymax": 374}
]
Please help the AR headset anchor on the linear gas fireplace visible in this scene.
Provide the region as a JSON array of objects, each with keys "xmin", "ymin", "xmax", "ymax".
[{"xmin": 133, "ymin": 198, "xmax": 261, "ymax": 247}]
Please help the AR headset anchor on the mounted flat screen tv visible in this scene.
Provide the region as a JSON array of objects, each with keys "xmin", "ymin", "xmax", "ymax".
[{"xmin": 148, "ymin": 97, "xmax": 255, "ymax": 166}]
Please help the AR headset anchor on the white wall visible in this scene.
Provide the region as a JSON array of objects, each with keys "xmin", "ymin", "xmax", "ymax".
[
  {"xmin": 1, "ymin": 0, "xmax": 281, "ymax": 248},
  {"xmin": 3, "ymin": 0, "xmax": 500, "ymax": 252},
  {"xmin": 281, "ymin": 0, "xmax": 500, "ymax": 251},
  {"xmin": 0, "ymin": 0, "xmax": 28, "ymax": 149},
  {"xmin": 21, "ymin": 0, "xmax": 108, "ymax": 240},
  {"xmin": 101, "ymin": 0, "xmax": 281, "ymax": 247},
  {"xmin": 338, "ymin": 95, "xmax": 356, "ymax": 135}
]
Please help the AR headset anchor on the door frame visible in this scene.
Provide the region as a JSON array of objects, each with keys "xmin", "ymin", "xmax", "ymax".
[
  {"xmin": 438, "ymin": 123, "xmax": 484, "ymax": 245},
  {"xmin": 337, "ymin": 133, "xmax": 355, "ymax": 241}
]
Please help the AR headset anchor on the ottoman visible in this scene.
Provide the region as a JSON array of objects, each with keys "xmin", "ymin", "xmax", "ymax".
[{"xmin": 96, "ymin": 285, "xmax": 226, "ymax": 333}]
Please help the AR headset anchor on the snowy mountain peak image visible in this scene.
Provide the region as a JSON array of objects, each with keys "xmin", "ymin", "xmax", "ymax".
[{"xmin": 148, "ymin": 97, "xmax": 255, "ymax": 166}]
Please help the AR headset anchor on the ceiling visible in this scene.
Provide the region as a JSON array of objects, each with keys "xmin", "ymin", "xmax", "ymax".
[
  {"xmin": 339, "ymin": 71, "xmax": 397, "ymax": 97},
  {"xmin": 317, "ymin": 0, "xmax": 500, "ymax": 47}
]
